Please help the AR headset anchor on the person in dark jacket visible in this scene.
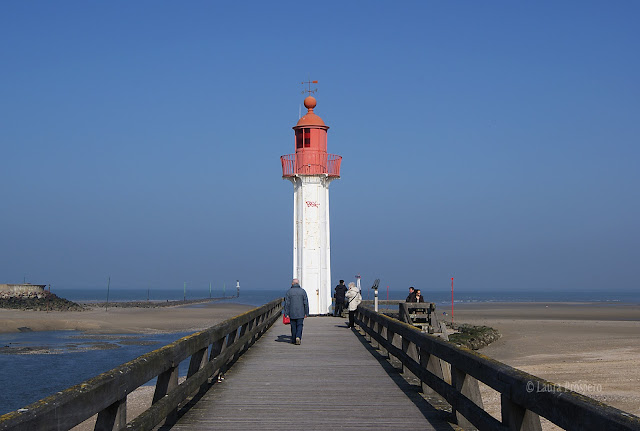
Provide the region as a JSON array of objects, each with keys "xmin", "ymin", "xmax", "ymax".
[
  {"xmin": 413, "ymin": 289, "xmax": 425, "ymax": 303},
  {"xmin": 334, "ymin": 280, "xmax": 347, "ymax": 317},
  {"xmin": 283, "ymin": 278, "xmax": 309, "ymax": 345},
  {"xmin": 406, "ymin": 286, "xmax": 416, "ymax": 302}
]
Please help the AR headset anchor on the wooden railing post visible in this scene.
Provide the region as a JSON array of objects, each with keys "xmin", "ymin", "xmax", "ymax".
[
  {"xmin": 401, "ymin": 336, "xmax": 419, "ymax": 376},
  {"xmin": 236, "ymin": 322, "xmax": 249, "ymax": 357},
  {"xmin": 153, "ymin": 365, "xmax": 179, "ymax": 423},
  {"xmin": 501, "ymin": 395, "xmax": 543, "ymax": 431},
  {"xmin": 387, "ymin": 328, "xmax": 400, "ymax": 366},
  {"xmin": 208, "ymin": 335, "xmax": 226, "ymax": 382},
  {"xmin": 418, "ymin": 347, "xmax": 448, "ymax": 395},
  {"xmin": 244, "ymin": 316, "xmax": 256, "ymax": 350},
  {"xmin": 220, "ymin": 328, "xmax": 239, "ymax": 375},
  {"xmin": 451, "ymin": 365, "xmax": 484, "ymax": 428},
  {"xmin": 379, "ymin": 322, "xmax": 389, "ymax": 357},
  {"xmin": 371, "ymin": 320, "xmax": 379, "ymax": 349},
  {"xmin": 94, "ymin": 396, "xmax": 126, "ymax": 431},
  {"xmin": 187, "ymin": 346, "xmax": 209, "ymax": 394}
]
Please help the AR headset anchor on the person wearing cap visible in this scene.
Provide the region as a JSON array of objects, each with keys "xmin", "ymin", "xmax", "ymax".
[
  {"xmin": 283, "ymin": 278, "xmax": 309, "ymax": 345},
  {"xmin": 334, "ymin": 279, "xmax": 347, "ymax": 317}
]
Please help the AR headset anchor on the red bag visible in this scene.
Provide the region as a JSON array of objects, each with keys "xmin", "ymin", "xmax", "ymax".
[{"xmin": 282, "ymin": 315, "xmax": 290, "ymax": 324}]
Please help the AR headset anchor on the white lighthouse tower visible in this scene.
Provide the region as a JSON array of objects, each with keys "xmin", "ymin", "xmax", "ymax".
[{"xmin": 281, "ymin": 95, "xmax": 342, "ymax": 315}]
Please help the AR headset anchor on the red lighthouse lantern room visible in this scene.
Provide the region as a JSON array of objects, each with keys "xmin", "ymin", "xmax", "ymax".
[{"xmin": 281, "ymin": 96, "xmax": 342, "ymax": 177}]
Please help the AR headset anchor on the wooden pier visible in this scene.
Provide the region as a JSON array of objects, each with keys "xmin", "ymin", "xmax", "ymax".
[
  {"xmin": 167, "ymin": 317, "xmax": 452, "ymax": 430},
  {"xmin": 2, "ymin": 298, "xmax": 639, "ymax": 431}
]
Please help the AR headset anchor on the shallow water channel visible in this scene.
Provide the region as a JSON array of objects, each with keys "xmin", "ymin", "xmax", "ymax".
[{"xmin": 0, "ymin": 330, "xmax": 190, "ymax": 415}]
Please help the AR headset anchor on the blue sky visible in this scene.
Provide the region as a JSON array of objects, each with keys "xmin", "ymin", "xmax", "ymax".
[{"xmin": 1, "ymin": 1, "xmax": 638, "ymax": 294}]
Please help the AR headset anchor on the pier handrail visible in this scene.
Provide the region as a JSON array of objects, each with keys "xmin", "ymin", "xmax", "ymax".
[
  {"xmin": 0, "ymin": 298, "xmax": 283, "ymax": 431},
  {"xmin": 354, "ymin": 305, "xmax": 640, "ymax": 431}
]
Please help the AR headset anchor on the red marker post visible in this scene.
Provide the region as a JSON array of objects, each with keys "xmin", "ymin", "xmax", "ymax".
[{"xmin": 451, "ymin": 277, "xmax": 454, "ymax": 325}]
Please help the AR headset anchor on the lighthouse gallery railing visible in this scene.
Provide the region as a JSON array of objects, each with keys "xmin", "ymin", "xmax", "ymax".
[{"xmin": 280, "ymin": 153, "xmax": 342, "ymax": 177}]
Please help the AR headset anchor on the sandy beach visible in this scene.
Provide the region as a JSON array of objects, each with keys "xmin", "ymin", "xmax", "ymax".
[
  {"xmin": 451, "ymin": 302, "xmax": 640, "ymax": 427},
  {"xmin": 0, "ymin": 302, "xmax": 255, "ymax": 334},
  {"xmin": 3, "ymin": 301, "xmax": 638, "ymax": 430}
]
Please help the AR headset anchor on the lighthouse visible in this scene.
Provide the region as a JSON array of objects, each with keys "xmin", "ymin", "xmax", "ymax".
[{"xmin": 281, "ymin": 95, "xmax": 342, "ymax": 315}]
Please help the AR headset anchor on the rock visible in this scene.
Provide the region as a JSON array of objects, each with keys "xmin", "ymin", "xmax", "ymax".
[
  {"xmin": 447, "ymin": 323, "xmax": 501, "ymax": 350},
  {"xmin": 0, "ymin": 292, "xmax": 85, "ymax": 312}
]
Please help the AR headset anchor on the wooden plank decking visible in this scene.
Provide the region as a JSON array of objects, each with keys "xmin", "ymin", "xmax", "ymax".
[{"xmin": 165, "ymin": 316, "xmax": 455, "ymax": 430}]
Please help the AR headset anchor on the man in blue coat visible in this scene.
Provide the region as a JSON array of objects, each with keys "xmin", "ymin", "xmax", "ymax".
[{"xmin": 283, "ymin": 278, "xmax": 309, "ymax": 345}]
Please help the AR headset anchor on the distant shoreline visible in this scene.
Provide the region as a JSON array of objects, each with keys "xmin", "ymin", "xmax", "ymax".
[
  {"xmin": 80, "ymin": 296, "xmax": 238, "ymax": 308},
  {"xmin": 0, "ymin": 302, "xmax": 256, "ymax": 335}
]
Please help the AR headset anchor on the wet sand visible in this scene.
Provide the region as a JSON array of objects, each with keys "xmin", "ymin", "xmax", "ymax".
[
  {"xmin": 0, "ymin": 302, "xmax": 255, "ymax": 334},
  {"xmin": 0, "ymin": 302, "xmax": 257, "ymax": 430},
  {"xmin": 451, "ymin": 302, "xmax": 640, "ymax": 427}
]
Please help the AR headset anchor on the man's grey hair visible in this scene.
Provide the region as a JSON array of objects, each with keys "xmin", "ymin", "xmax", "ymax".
[
  {"xmin": 348, "ymin": 282, "xmax": 356, "ymax": 288},
  {"xmin": 292, "ymin": 278, "xmax": 299, "ymax": 285}
]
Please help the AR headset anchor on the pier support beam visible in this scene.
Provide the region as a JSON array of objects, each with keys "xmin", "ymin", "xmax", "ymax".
[
  {"xmin": 95, "ymin": 397, "xmax": 126, "ymax": 431},
  {"xmin": 501, "ymin": 395, "xmax": 543, "ymax": 431}
]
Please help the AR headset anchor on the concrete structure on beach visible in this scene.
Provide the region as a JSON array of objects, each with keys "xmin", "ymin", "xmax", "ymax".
[{"xmin": 0, "ymin": 283, "xmax": 46, "ymax": 298}]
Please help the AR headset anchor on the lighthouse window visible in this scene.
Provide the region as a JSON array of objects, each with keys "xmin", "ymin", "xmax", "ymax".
[
  {"xmin": 296, "ymin": 129, "xmax": 303, "ymax": 148},
  {"xmin": 303, "ymin": 128, "xmax": 311, "ymax": 147},
  {"xmin": 295, "ymin": 129, "xmax": 312, "ymax": 148}
]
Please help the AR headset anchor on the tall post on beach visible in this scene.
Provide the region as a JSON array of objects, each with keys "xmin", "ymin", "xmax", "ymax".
[
  {"xmin": 106, "ymin": 276, "xmax": 111, "ymax": 312},
  {"xmin": 209, "ymin": 281, "xmax": 212, "ymax": 298},
  {"xmin": 451, "ymin": 277, "xmax": 454, "ymax": 325},
  {"xmin": 183, "ymin": 282, "xmax": 186, "ymax": 302},
  {"xmin": 236, "ymin": 280, "xmax": 240, "ymax": 297}
]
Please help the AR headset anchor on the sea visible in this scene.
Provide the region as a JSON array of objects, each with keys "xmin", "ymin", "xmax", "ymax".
[{"xmin": 1, "ymin": 287, "xmax": 638, "ymax": 416}]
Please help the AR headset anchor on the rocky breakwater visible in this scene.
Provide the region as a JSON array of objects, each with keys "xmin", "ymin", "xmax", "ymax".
[
  {"xmin": 447, "ymin": 322, "xmax": 501, "ymax": 350},
  {"xmin": 0, "ymin": 290, "xmax": 84, "ymax": 311}
]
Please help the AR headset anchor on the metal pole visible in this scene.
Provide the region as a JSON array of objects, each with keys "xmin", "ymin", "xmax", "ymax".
[
  {"xmin": 236, "ymin": 280, "xmax": 240, "ymax": 297},
  {"xmin": 451, "ymin": 277, "xmax": 454, "ymax": 325},
  {"xmin": 106, "ymin": 276, "xmax": 111, "ymax": 312},
  {"xmin": 209, "ymin": 281, "xmax": 212, "ymax": 298},
  {"xmin": 183, "ymin": 282, "xmax": 186, "ymax": 302},
  {"xmin": 374, "ymin": 286, "xmax": 379, "ymax": 312}
]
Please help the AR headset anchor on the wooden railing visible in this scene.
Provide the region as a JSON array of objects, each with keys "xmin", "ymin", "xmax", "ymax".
[
  {"xmin": 354, "ymin": 305, "xmax": 640, "ymax": 431},
  {"xmin": 0, "ymin": 298, "xmax": 283, "ymax": 431}
]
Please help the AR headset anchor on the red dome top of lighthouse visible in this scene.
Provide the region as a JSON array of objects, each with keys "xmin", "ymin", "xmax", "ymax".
[{"xmin": 295, "ymin": 96, "xmax": 327, "ymax": 128}]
